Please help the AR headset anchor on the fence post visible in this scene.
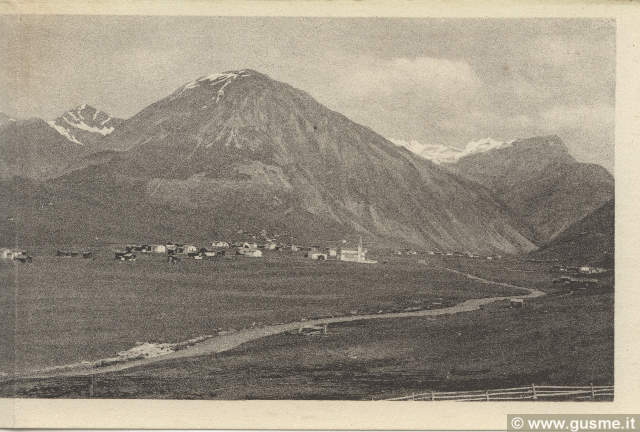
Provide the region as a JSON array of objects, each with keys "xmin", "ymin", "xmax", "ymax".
[
  {"xmin": 411, "ymin": 393, "xmax": 415, "ymax": 401},
  {"xmin": 591, "ymin": 382, "xmax": 595, "ymax": 400},
  {"xmin": 431, "ymin": 391, "xmax": 435, "ymax": 401},
  {"xmin": 532, "ymin": 383, "xmax": 537, "ymax": 400},
  {"xmin": 486, "ymin": 390, "xmax": 490, "ymax": 401},
  {"xmin": 88, "ymin": 375, "xmax": 94, "ymax": 398}
]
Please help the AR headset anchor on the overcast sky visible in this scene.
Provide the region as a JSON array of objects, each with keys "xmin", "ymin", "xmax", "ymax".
[{"xmin": 0, "ymin": 16, "xmax": 615, "ymax": 171}]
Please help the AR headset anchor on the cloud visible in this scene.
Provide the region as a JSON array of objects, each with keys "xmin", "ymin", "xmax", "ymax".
[
  {"xmin": 334, "ymin": 56, "xmax": 485, "ymax": 107},
  {"xmin": 540, "ymin": 103, "xmax": 614, "ymax": 131}
]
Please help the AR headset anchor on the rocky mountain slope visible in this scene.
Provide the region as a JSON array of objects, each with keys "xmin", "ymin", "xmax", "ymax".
[
  {"xmin": 2, "ymin": 70, "xmax": 536, "ymax": 253},
  {"xmin": 0, "ymin": 106, "xmax": 123, "ymax": 180},
  {"xmin": 531, "ymin": 199, "xmax": 614, "ymax": 266},
  {"xmin": 0, "ymin": 118, "xmax": 86, "ymax": 180},
  {"xmin": 47, "ymin": 104, "xmax": 124, "ymax": 147},
  {"xmin": 444, "ymin": 135, "xmax": 614, "ymax": 243}
]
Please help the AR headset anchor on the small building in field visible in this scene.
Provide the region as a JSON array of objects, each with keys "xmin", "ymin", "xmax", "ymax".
[
  {"xmin": 308, "ymin": 252, "xmax": 328, "ymax": 260},
  {"xmin": 578, "ymin": 266, "xmax": 607, "ymax": 274},
  {"xmin": 290, "ymin": 245, "xmax": 299, "ymax": 252},
  {"xmin": 211, "ymin": 241, "xmax": 229, "ymax": 248},
  {"xmin": 263, "ymin": 242, "xmax": 277, "ymax": 250},
  {"xmin": 238, "ymin": 248, "xmax": 262, "ymax": 258},
  {"xmin": 151, "ymin": 244, "xmax": 167, "ymax": 254},
  {"xmin": 327, "ymin": 248, "xmax": 337, "ymax": 257},
  {"xmin": 183, "ymin": 245, "xmax": 198, "ymax": 254},
  {"xmin": 3, "ymin": 249, "xmax": 26, "ymax": 259},
  {"xmin": 242, "ymin": 242, "xmax": 258, "ymax": 250},
  {"xmin": 510, "ymin": 298, "xmax": 525, "ymax": 308}
]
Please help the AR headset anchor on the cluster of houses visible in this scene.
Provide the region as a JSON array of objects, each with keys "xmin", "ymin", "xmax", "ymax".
[
  {"xmin": 112, "ymin": 236, "xmax": 377, "ymax": 264},
  {"xmin": 394, "ymin": 249, "xmax": 499, "ymax": 260},
  {"xmin": 553, "ymin": 275, "xmax": 600, "ymax": 288},
  {"xmin": 550, "ymin": 264, "xmax": 609, "ymax": 289},
  {"xmin": 553, "ymin": 264, "xmax": 609, "ymax": 275}
]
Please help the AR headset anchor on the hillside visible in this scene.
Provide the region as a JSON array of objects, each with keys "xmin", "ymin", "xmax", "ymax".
[
  {"xmin": 2, "ymin": 70, "xmax": 536, "ymax": 253},
  {"xmin": 0, "ymin": 118, "xmax": 86, "ymax": 180},
  {"xmin": 445, "ymin": 135, "xmax": 614, "ymax": 243},
  {"xmin": 0, "ymin": 107, "xmax": 123, "ymax": 180},
  {"xmin": 530, "ymin": 199, "xmax": 614, "ymax": 267}
]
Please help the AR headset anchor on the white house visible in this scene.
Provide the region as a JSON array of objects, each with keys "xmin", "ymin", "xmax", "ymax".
[
  {"xmin": 308, "ymin": 252, "xmax": 328, "ymax": 260},
  {"xmin": 211, "ymin": 241, "xmax": 229, "ymax": 248},
  {"xmin": 263, "ymin": 242, "xmax": 277, "ymax": 250},
  {"xmin": 242, "ymin": 242, "xmax": 258, "ymax": 250},
  {"xmin": 238, "ymin": 248, "xmax": 262, "ymax": 258},
  {"xmin": 327, "ymin": 248, "xmax": 337, "ymax": 257},
  {"xmin": 151, "ymin": 244, "xmax": 167, "ymax": 253},
  {"xmin": 0, "ymin": 248, "xmax": 14, "ymax": 259},
  {"xmin": 181, "ymin": 245, "xmax": 197, "ymax": 254}
]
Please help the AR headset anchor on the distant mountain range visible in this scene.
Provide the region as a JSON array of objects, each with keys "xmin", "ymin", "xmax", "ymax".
[
  {"xmin": 390, "ymin": 137, "xmax": 511, "ymax": 165},
  {"xmin": 0, "ymin": 69, "xmax": 614, "ymax": 259}
]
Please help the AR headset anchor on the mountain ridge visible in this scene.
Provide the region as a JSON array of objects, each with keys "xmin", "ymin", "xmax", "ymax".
[{"xmin": 2, "ymin": 69, "xmax": 538, "ymax": 253}]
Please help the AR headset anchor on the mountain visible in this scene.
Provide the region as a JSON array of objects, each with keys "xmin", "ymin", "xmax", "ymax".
[
  {"xmin": 0, "ymin": 106, "xmax": 123, "ymax": 180},
  {"xmin": 444, "ymin": 135, "xmax": 614, "ymax": 243},
  {"xmin": 2, "ymin": 69, "xmax": 536, "ymax": 253},
  {"xmin": 531, "ymin": 199, "xmax": 614, "ymax": 267},
  {"xmin": 0, "ymin": 113, "xmax": 16, "ymax": 129},
  {"xmin": 390, "ymin": 139, "xmax": 462, "ymax": 164},
  {"xmin": 390, "ymin": 137, "xmax": 511, "ymax": 165},
  {"xmin": 47, "ymin": 104, "xmax": 124, "ymax": 147},
  {"xmin": 0, "ymin": 118, "xmax": 87, "ymax": 180}
]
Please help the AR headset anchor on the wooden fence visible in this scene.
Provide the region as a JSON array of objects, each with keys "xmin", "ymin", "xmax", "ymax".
[{"xmin": 385, "ymin": 384, "xmax": 614, "ymax": 401}]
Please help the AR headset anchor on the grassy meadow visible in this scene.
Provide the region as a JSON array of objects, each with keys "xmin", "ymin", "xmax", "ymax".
[
  {"xmin": 2, "ymin": 277, "xmax": 613, "ymax": 399},
  {"xmin": 0, "ymin": 249, "xmax": 524, "ymax": 375}
]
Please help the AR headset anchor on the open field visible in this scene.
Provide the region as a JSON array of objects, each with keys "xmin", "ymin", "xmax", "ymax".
[
  {"xmin": 0, "ymin": 250, "xmax": 524, "ymax": 375},
  {"xmin": 0, "ymin": 250, "xmax": 613, "ymax": 399},
  {"xmin": 1, "ymin": 278, "xmax": 612, "ymax": 399}
]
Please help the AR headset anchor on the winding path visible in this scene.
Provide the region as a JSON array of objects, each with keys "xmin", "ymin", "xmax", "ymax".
[{"xmin": 24, "ymin": 266, "xmax": 546, "ymax": 379}]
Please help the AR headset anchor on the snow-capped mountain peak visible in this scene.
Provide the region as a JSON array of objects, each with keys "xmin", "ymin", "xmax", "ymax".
[
  {"xmin": 463, "ymin": 137, "xmax": 512, "ymax": 155},
  {"xmin": 172, "ymin": 69, "xmax": 254, "ymax": 102},
  {"xmin": 47, "ymin": 105, "xmax": 123, "ymax": 146},
  {"xmin": 390, "ymin": 139, "xmax": 462, "ymax": 164},
  {"xmin": 391, "ymin": 137, "xmax": 513, "ymax": 164}
]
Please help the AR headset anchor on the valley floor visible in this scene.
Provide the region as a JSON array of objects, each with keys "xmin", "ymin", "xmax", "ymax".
[{"xmin": 0, "ymin": 251, "xmax": 613, "ymax": 399}]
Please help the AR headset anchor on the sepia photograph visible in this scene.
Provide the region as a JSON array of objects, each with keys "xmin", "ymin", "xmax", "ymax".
[{"xmin": 0, "ymin": 2, "xmax": 635, "ymax": 427}]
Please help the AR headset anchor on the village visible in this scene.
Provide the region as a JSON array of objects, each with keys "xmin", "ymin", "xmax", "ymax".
[
  {"xmin": 0, "ymin": 231, "xmax": 378, "ymax": 265},
  {"xmin": 1, "ymin": 234, "xmax": 610, "ymax": 293}
]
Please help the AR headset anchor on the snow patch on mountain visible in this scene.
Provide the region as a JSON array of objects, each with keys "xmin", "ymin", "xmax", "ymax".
[
  {"xmin": 463, "ymin": 137, "xmax": 513, "ymax": 155},
  {"xmin": 173, "ymin": 70, "xmax": 253, "ymax": 101},
  {"xmin": 391, "ymin": 137, "xmax": 513, "ymax": 164},
  {"xmin": 62, "ymin": 115, "xmax": 114, "ymax": 135},
  {"xmin": 47, "ymin": 120, "xmax": 84, "ymax": 145},
  {"xmin": 391, "ymin": 139, "xmax": 462, "ymax": 164},
  {"xmin": 47, "ymin": 105, "xmax": 119, "ymax": 145}
]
